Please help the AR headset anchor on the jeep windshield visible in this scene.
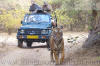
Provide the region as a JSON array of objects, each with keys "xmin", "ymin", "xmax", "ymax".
[{"xmin": 24, "ymin": 14, "xmax": 50, "ymax": 23}]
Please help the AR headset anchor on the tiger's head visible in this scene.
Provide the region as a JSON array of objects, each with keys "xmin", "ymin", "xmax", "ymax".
[{"xmin": 52, "ymin": 27, "xmax": 63, "ymax": 41}]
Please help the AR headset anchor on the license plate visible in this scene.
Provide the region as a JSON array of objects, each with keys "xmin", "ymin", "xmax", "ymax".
[{"xmin": 27, "ymin": 35, "xmax": 38, "ymax": 39}]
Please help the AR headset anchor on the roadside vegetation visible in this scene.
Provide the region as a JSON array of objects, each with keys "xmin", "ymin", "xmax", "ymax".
[
  {"xmin": 0, "ymin": 0, "xmax": 96, "ymax": 34},
  {"xmin": 0, "ymin": 9, "xmax": 26, "ymax": 34}
]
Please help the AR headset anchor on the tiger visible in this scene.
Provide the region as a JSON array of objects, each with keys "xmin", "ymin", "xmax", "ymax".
[{"xmin": 50, "ymin": 27, "xmax": 64, "ymax": 64}]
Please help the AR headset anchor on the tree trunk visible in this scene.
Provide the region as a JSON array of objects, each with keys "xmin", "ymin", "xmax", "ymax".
[{"xmin": 82, "ymin": 0, "xmax": 100, "ymax": 48}]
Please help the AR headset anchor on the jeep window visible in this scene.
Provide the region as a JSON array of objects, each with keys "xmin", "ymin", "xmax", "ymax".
[{"xmin": 24, "ymin": 14, "xmax": 49, "ymax": 22}]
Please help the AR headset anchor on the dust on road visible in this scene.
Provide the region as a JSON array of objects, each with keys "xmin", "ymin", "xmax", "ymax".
[{"xmin": 0, "ymin": 32, "xmax": 88, "ymax": 66}]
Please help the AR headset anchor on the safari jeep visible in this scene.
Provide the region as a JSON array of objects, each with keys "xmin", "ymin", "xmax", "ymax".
[{"xmin": 17, "ymin": 11, "xmax": 57, "ymax": 48}]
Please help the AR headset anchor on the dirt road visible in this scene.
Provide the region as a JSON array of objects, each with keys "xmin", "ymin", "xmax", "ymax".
[{"xmin": 0, "ymin": 32, "xmax": 88, "ymax": 66}]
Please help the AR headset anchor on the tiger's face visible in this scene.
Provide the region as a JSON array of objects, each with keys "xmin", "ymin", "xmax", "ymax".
[{"xmin": 52, "ymin": 27, "xmax": 63, "ymax": 41}]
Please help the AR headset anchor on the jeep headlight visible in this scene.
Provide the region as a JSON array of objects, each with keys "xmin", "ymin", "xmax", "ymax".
[
  {"xmin": 41, "ymin": 30, "xmax": 48, "ymax": 34},
  {"xmin": 20, "ymin": 30, "xmax": 25, "ymax": 34}
]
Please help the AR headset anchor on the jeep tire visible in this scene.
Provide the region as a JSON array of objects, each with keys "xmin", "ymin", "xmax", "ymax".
[
  {"xmin": 18, "ymin": 39, "xmax": 23, "ymax": 48},
  {"xmin": 27, "ymin": 42, "xmax": 32, "ymax": 48}
]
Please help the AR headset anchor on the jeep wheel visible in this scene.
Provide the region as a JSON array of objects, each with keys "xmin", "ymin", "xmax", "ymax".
[
  {"xmin": 27, "ymin": 42, "xmax": 32, "ymax": 48},
  {"xmin": 18, "ymin": 40, "xmax": 23, "ymax": 48}
]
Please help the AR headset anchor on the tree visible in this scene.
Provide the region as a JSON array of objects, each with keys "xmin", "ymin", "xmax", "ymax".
[{"xmin": 83, "ymin": 0, "xmax": 100, "ymax": 48}]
